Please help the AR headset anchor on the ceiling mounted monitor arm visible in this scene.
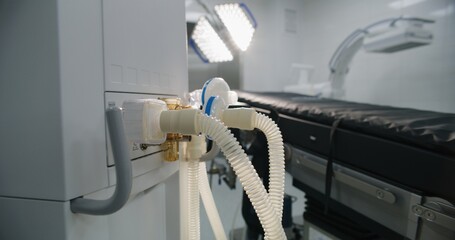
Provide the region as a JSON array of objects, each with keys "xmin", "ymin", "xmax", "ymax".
[{"xmin": 328, "ymin": 16, "xmax": 435, "ymax": 99}]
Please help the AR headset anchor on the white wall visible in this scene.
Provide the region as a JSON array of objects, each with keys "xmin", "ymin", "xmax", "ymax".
[
  {"xmin": 241, "ymin": 0, "xmax": 307, "ymax": 91},
  {"xmin": 188, "ymin": 52, "xmax": 241, "ymax": 91},
  {"xmin": 300, "ymin": 0, "xmax": 455, "ymax": 113}
]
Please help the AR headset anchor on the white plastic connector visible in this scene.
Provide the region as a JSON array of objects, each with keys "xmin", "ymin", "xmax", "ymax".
[
  {"xmin": 201, "ymin": 78, "xmax": 230, "ymax": 106},
  {"xmin": 122, "ymin": 99, "xmax": 167, "ymax": 144},
  {"xmin": 221, "ymin": 108, "xmax": 256, "ymax": 130},
  {"xmin": 202, "ymin": 96, "xmax": 226, "ymax": 119},
  {"xmin": 160, "ymin": 109, "xmax": 200, "ymax": 135},
  {"xmin": 201, "ymin": 78, "xmax": 238, "ymax": 106},
  {"xmin": 183, "ymin": 135, "xmax": 206, "ymax": 161},
  {"xmin": 228, "ymin": 91, "xmax": 238, "ymax": 105}
]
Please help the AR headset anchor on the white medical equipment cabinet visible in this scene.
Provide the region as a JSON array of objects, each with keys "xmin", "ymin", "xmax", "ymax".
[{"xmin": 0, "ymin": 0, "xmax": 187, "ymax": 239}]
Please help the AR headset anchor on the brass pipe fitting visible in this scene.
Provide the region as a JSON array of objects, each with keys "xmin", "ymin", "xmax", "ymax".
[{"xmin": 159, "ymin": 98, "xmax": 192, "ymax": 161}]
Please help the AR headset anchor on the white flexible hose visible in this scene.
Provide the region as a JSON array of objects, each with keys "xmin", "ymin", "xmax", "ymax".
[
  {"xmin": 187, "ymin": 159, "xmax": 200, "ymax": 240},
  {"xmin": 181, "ymin": 155, "xmax": 200, "ymax": 240},
  {"xmin": 200, "ymin": 144, "xmax": 220, "ymax": 162},
  {"xmin": 196, "ymin": 114, "xmax": 286, "ymax": 240},
  {"xmin": 179, "ymin": 160, "xmax": 189, "ymax": 240},
  {"xmin": 199, "ymin": 162, "xmax": 227, "ymax": 240},
  {"xmin": 254, "ymin": 113, "xmax": 285, "ymax": 222}
]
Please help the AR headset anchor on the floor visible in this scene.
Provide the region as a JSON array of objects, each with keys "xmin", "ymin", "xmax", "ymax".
[{"xmin": 199, "ymin": 157, "xmax": 306, "ymax": 239}]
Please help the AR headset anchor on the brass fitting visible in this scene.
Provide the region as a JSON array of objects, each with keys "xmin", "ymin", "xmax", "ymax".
[{"xmin": 159, "ymin": 98, "xmax": 192, "ymax": 161}]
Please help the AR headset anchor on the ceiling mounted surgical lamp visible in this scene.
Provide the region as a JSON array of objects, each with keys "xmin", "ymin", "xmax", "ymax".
[
  {"xmin": 214, "ymin": 3, "xmax": 257, "ymax": 52},
  {"xmin": 329, "ymin": 16, "xmax": 435, "ymax": 98},
  {"xmin": 190, "ymin": 16, "xmax": 234, "ymax": 63},
  {"xmin": 189, "ymin": 2, "xmax": 257, "ymax": 63}
]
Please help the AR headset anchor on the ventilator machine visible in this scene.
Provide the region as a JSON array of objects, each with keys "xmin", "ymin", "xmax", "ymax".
[{"xmin": 0, "ymin": 1, "xmax": 286, "ymax": 239}]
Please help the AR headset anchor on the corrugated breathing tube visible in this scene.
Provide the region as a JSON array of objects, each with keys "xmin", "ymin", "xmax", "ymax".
[
  {"xmin": 161, "ymin": 109, "xmax": 286, "ymax": 239},
  {"xmin": 196, "ymin": 114, "xmax": 286, "ymax": 240},
  {"xmin": 253, "ymin": 113, "xmax": 285, "ymax": 222}
]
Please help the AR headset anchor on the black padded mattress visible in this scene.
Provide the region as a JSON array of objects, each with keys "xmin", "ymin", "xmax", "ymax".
[{"xmin": 236, "ymin": 90, "xmax": 455, "ymax": 203}]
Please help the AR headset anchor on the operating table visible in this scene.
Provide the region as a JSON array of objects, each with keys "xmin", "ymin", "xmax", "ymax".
[{"xmin": 236, "ymin": 90, "xmax": 455, "ymax": 240}]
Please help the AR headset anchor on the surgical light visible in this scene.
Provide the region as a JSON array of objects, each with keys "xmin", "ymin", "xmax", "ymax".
[
  {"xmin": 190, "ymin": 16, "xmax": 234, "ymax": 63},
  {"xmin": 214, "ymin": 3, "xmax": 257, "ymax": 51}
]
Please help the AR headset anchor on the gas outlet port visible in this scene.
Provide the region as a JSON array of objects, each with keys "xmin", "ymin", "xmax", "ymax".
[{"xmin": 159, "ymin": 98, "xmax": 187, "ymax": 161}]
